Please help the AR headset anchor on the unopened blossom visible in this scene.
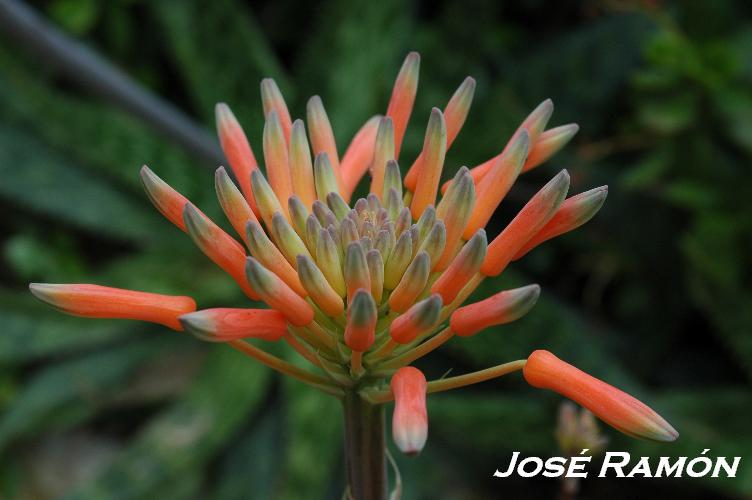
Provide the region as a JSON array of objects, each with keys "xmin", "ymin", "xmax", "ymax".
[{"xmin": 30, "ymin": 52, "xmax": 676, "ymax": 497}]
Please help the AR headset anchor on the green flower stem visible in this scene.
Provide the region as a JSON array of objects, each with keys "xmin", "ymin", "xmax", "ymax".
[
  {"xmin": 374, "ymin": 327, "xmax": 455, "ymax": 373},
  {"xmin": 283, "ymin": 330, "xmax": 323, "ymax": 368},
  {"xmin": 342, "ymin": 390, "xmax": 388, "ymax": 500}
]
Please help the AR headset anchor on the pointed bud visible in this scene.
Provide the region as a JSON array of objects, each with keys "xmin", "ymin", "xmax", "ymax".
[
  {"xmin": 375, "ymin": 228, "xmax": 396, "ymax": 262},
  {"xmin": 450, "ymin": 284, "xmax": 539, "ymax": 336},
  {"xmin": 410, "ymin": 109, "xmax": 447, "ymax": 218},
  {"xmin": 344, "ymin": 289, "xmax": 377, "ymax": 352},
  {"xmin": 370, "ymin": 117, "xmax": 395, "ymax": 198},
  {"xmin": 29, "ymin": 283, "xmax": 195, "ymax": 331},
  {"xmin": 482, "ymin": 170, "xmax": 570, "ymax": 276},
  {"xmin": 263, "ymin": 112, "xmax": 293, "ymax": 216},
  {"xmin": 183, "ymin": 204, "xmax": 258, "ymax": 300},
  {"xmin": 215, "ymin": 167, "xmax": 258, "ymax": 244},
  {"xmin": 384, "ymin": 231, "xmax": 413, "ymax": 290},
  {"xmin": 305, "ymin": 214, "xmax": 323, "ymax": 252},
  {"xmin": 327, "ymin": 192, "xmax": 351, "ymax": 221},
  {"xmin": 297, "ymin": 255, "xmax": 345, "ymax": 317},
  {"xmin": 317, "ymin": 228, "xmax": 346, "ymax": 297},
  {"xmin": 245, "ymin": 258, "xmax": 314, "ymax": 326},
  {"xmin": 260, "ymin": 78, "xmax": 292, "ymax": 143},
  {"xmin": 250, "ymin": 169, "xmax": 284, "ymax": 229},
  {"xmin": 307, "ymin": 96, "xmax": 340, "ymax": 173},
  {"xmin": 523, "ymin": 123, "xmax": 579, "ymax": 173},
  {"xmin": 414, "ymin": 205, "xmax": 436, "ymax": 243},
  {"xmin": 418, "ymin": 221, "xmax": 446, "ymax": 270},
  {"xmin": 394, "ymin": 207, "xmax": 412, "ymax": 237},
  {"xmin": 386, "ymin": 52, "xmax": 420, "ymax": 157},
  {"xmin": 391, "ymin": 366, "xmax": 428, "ymax": 456},
  {"xmin": 435, "ymin": 167, "xmax": 476, "ymax": 271},
  {"xmin": 514, "ymin": 186, "xmax": 608, "ymax": 259},
  {"xmin": 287, "ymin": 194, "xmax": 310, "ymax": 241},
  {"xmin": 404, "ymin": 76, "xmax": 475, "ymax": 190},
  {"xmin": 270, "ymin": 212, "xmax": 312, "ymax": 267},
  {"xmin": 215, "ymin": 103, "xmax": 259, "ymax": 215},
  {"xmin": 431, "ymin": 229, "xmax": 487, "ymax": 303},
  {"xmin": 314, "ymin": 153, "xmax": 341, "ymax": 201},
  {"xmin": 341, "ymin": 115, "xmax": 381, "ymax": 200},
  {"xmin": 385, "ymin": 188, "xmax": 403, "ymax": 223},
  {"xmin": 523, "ymin": 350, "xmax": 679, "ymax": 442},
  {"xmin": 390, "ymin": 294, "xmax": 442, "ymax": 344},
  {"xmin": 383, "ymin": 159, "xmax": 403, "ymax": 201},
  {"xmin": 312, "ymin": 199, "xmax": 337, "ymax": 227},
  {"xmin": 366, "ymin": 249, "xmax": 385, "ymax": 303},
  {"xmin": 345, "ymin": 242, "xmax": 371, "ymax": 304},
  {"xmin": 340, "ymin": 217, "xmax": 360, "ymax": 250},
  {"xmin": 140, "ymin": 166, "xmax": 190, "ymax": 232},
  {"xmin": 246, "ymin": 221, "xmax": 306, "ymax": 297},
  {"xmin": 180, "ymin": 308, "xmax": 287, "ymax": 342},
  {"xmin": 289, "ymin": 120, "xmax": 318, "ymax": 208},
  {"xmin": 463, "ymin": 131, "xmax": 529, "ymax": 239},
  {"xmin": 389, "ymin": 251, "xmax": 430, "ymax": 313}
]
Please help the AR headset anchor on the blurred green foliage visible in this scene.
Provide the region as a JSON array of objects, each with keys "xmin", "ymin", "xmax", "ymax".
[{"xmin": 0, "ymin": 0, "xmax": 751, "ymax": 498}]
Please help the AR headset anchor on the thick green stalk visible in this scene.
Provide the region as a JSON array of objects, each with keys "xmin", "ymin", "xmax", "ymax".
[{"xmin": 342, "ymin": 390, "xmax": 387, "ymax": 500}]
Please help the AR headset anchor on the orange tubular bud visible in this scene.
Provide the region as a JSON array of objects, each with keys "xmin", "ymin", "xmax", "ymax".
[
  {"xmin": 246, "ymin": 221, "xmax": 306, "ymax": 297},
  {"xmin": 345, "ymin": 242, "xmax": 371, "ymax": 304},
  {"xmin": 140, "ymin": 166, "xmax": 190, "ymax": 232},
  {"xmin": 391, "ymin": 366, "xmax": 428, "ymax": 456},
  {"xmin": 450, "ymin": 284, "xmax": 540, "ymax": 337},
  {"xmin": 523, "ymin": 350, "xmax": 679, "ymax": 442},
  {"xmin": 523, "ymin": 123, "xmax": 579, "ymax": 173},
  {"xmin": 307, "ymin": 96, "xmax": 343, "ymax": 189},
  {"xmin": 513, "ymin": 186, "xmax": 608, "ymax": 260},
  {"xmin": 183, "ymin": 204, "xmax": 259, "ymax": 301},
  {"xmin": 215, "ymin": 103, "xmax": 259, "ymax": 215},
  {"xmin": 431, "ymin": 229, "xmax": 487, "ymax": 304},
  {"xmin": 462, "ymin": 131, "xmax": 529, "ymax": 239},
  {"xmin": 215, "ymin": 167, "xmax": 259, "ymax": 244},
  {"xmin": 179, "ymin": 308, "xmax": 287, "ymax": 342},
  {"xmin": 245, "ymin": 258, "xmax": 314, "ymax": 327},
  {"xmin": 405, "ymin": 76, "xmax": 475, "ymax": 191},
  {"xmin": 390, "ymin": 294, "xmax": 442, "ymax": 344},
  {"xmin": 289, "ymin": 120, "xmax": 318, "ymax": 208},
  {"xmin": 297, "ymin": 255, "xmax": 345, "ymax": 317},
  {"xmin": 410, "ymin": 109, "xmax": 447, "ymax": 219},
  {"xmin": 340, "ymin": 115, "xmax": 381, "ymax": 200},
  {"xmin": 344, "ymin": 289, "xmax": 377, "ymax": 352},
  {"xmin": 388, "ymin": 251, "xmax": 430, "ymax": 313},
  {"xmin": 369, "ymin": 117, "xmax": 395, "ymax": 199},
  {"xmin": 386, "ymin": 52, "xmax": 420, "ymax": 157},
  {"xmin": 29, "ymin": 283, "xmax": 195, "ymax": 331},
  {"xmin": 263, "ymin": 112, "xmax": 293, "ymax": 217},
  {"xmin": 260, "ymin": 78, "xmax": 292, "ymax": 143},
  {"xmin": 481, "ymin": 170, "xmax": 570, "ymax": 277}
]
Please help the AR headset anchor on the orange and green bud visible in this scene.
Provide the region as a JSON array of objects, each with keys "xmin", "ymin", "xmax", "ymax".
[
  {"xmin": 523, "ymin": 350, "xmax": 679, "ymax": 442},
  {"xmin": 297, "ymin": 255, "xmax": 345, "ymax": 317},
  {"xmin": 366, "ymin": 250, "xmax": 384, "ymax": 303},
  {"xmin": 417, "ymin": 220, "xmax": 446, "ymax": 270},
  {"xmin": 384, "ymin": 231, "xmax": 413, "ymax": 290},
  {"xmin": 215, "ymin": 166, "xmax": 258, "ymax": 244},
  {"xmin": 215, "ymin": 103, "xmax": 259, "ymax": 215},
  {"xmin": 389, "ymin": 251, "xmax": 430, "ymax": 313},
  {"xmin": 29, "ymin": 283, "xmax": 195, "ymax": 331},
  {"xmin": 183, "ymin": 204, "xmax": 259, "ymax": 300},
  {"xmin": 382, "ymin": 159, "xmax": 403, "ymax": 202},
  {"xmin": 307, "ymin": 96, "xmax": 340, "ymax": 174},
  {"xmin": 514, "ymin": 186, "xmax": 608, "ymax": 260},
  {"xmin": 327, "ymin": 192, "xmax": 351, "ymax": 221},
  {"xmin": 316, "ymin": 228, "xmax": 346, "ymax": 297},
  {"xmin": 481, "ymin": 170, "xmax": 570, "ymax": 277},
  {"xmin": 434, "ymin": 167, "xmax": 476, "ymax": 271},
  {"xmin": 250, "ymin": 169, "xmax": 284, "ymax": 229},
  {"xmin": 375, "ymin": 227, "xmax": 396, "ymax": 263},
  {"xmin": 340, "ymin": 217, "xmax": 360, "ymax": 250},
  {"xmin": 463, "ymin": 130, "xmax": 529, "ymax": 239},
  {"xmin": 431, "ymin": 229, "xmax": 487, "ymax": 304},
  {"xmin": 270, "ymin": 211, "xmax": 312, "ymax": 267},
  {"xmin": 246, "ymin": 221, "xmax": 306, "ymax": 297},
  {"xmin": 410, "ymin": 109, "xmax": 447, "ymax": 218},
  {"xmin": 523, "ymin": 123, "xmax": 579, "ymax": 173},
  {"xmin": 140, "ymin": 166, "xmax": 190, "ymax": 232},
  {"xmin": 287, "ymin": 194, "xmax": 310, "ymax": 241},
  {"xmin": 263, "ymin": 111, "xmax": 293, "ymax": 217},
  {"xmin": 390, "ymin": 294, "xmax": 442, "ymax": 344},
  {"xmin": 369, "ymin": 117, "xmax": 395, "ymax": 198},
  {"xmin": 345, "ymin": 242, "xmax": 371, "ymax": 304},
  {"xmin": 289, "ymin": 120, "xmax": 318, "ymax": 208},
  {"xmin": 180, "ymin": 308, "xmax": 287, "ymax": 342},
  {"xmin": 341, "ymin": 115, "xmax": 381, "ymax": 200},
  {"xmin": 391, "ymin": 366, "xmax": 428, "ymax": 456},
  {"xmin": 245, "ymin": 258, "xmax": 314, "ymax": 327},
  {"xmin": 260, "ymin": 78, "xmax": 292, "ymax": 143},
  {"xmin": 450, "ymin": 284, "xmax": 540, "ymax": 336},
  {"xmin": 386, "ymin": 52, "xmax": 420, "ymax": 157},
  {"xmin": 414, "ymin": 205, "xmax": 436, "ymax": 243},
  {"xmin": 314, "ymin": 153, "xmax": 341, "ymax": 201},
  {"xmin": 344, "ymin": 289, "xmax": 377, "ymax": 352}
]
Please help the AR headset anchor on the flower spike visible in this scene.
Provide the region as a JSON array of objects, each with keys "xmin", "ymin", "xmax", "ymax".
[
  {"xmin": 386, "ymin": 52, "xmax": 420, "ymax": 157},
  {"xmin": 215, "ymin": 103, "xmax": 260, "ymax": 215},
  {"xmin": 30, "ymin": 283, "xmax": 195, "ymax": 331},
  {"xmin": 450, "ymin": 285, "xmax": 540, "ymax": 336},
  {"xmin": 180, "ymin": 308, "xmax": 287, "ymax": 342},
  {"xmin": 524, "ymin": 350, "xmax": 679, "ymax": 442},
  {"xmin": 391, "ymin": 367, "xmax": 428, "ymax": 456}
]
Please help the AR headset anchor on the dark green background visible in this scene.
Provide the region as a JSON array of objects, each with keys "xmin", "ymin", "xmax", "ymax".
[{"xmin": 1, "ymin": 0, "xmax": 751, "ymax": 498}]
